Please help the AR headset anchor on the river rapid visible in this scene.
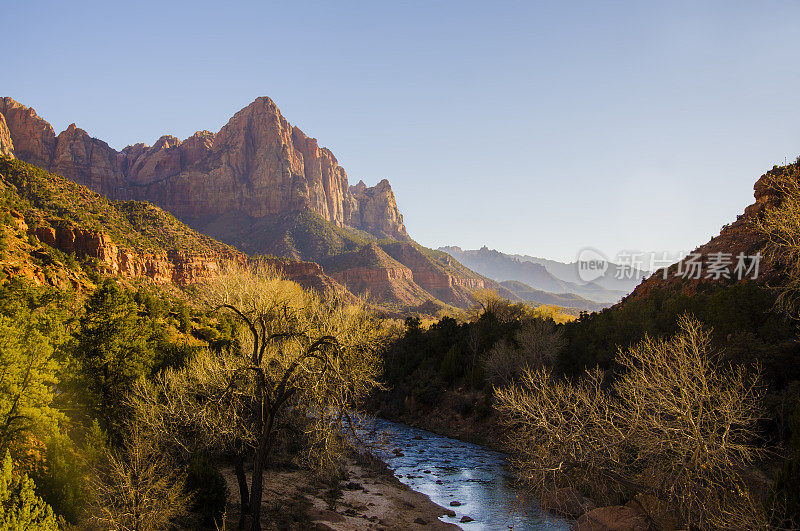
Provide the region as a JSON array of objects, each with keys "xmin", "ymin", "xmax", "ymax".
[{"xmin": 357, "ymin": 417, "xmax": 571, "ymax": 530}]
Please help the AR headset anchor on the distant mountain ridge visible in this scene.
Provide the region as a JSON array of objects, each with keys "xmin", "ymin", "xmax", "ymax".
[
  {"xmin": 439, "ymin": 245, "xmax": 635, "ymax": 305},
  {"xmin": 506, "ymin": 252, "xmax": 649, "ymax": 293},
  {"xmin": 499, "ymin": 280, "xmax": 608, "ymax": 313}
]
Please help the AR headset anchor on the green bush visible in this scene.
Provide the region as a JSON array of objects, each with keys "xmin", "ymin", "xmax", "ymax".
[
  {"xmin": 186, "ymin": 453, "xmax": 228, "ymax": 526},
  {"xmin": 192, "ymin": 326, "xmax": 219, "ymax": 343},
  {"xmin": 439, "ymin": 345, "xmax": 463, "ymax": 383},
  {"xmin": 175, "ymin": 300, "xmax": 191, "ymax": 333},
  {"xmin": 31, "ymin": 433, "xmax": 91, "ymax": 524},
  {"xmin": 0, "ymin": 451, "xmax": 58, "ymax": 530}
]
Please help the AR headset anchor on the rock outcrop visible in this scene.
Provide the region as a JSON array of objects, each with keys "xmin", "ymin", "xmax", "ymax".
[
  {"xmin": 27, "ymin": 219, "xmax": 349, "ymax": 295},
  {"xmin": 0, "ymin": 96, "xmax": 409, "ymax": 241},
  {"xmin": 625, "ymin": 161, "xmax": 789, "ymax": 303},
  {"xmin": 572, "ymin": 505, "xmax": 654, "ymax": 531},
  {"xmin": 1, "ymin": 155, "xmax": 350, "ymax": 297},
  {"xmin": 349, "ymin": 179, "xmax": 407, "ymax": 239},
  {"xmin": 381, "ymin": 242, "xmax": 487, "ymax": 306},
  {"xmin": 0, "ymin": 97, "xmax": 56, "ymax": 167},
  {"xmin": 320, "ymin": 242, "xmax": 496, "ymax": 308},
  {"xmin": 322, "ymin": 244, "xmax": 432, "ymax": 307},
  {"xmin": 31, "ymin": 221, "xmax": 241, "ymax": 286},
  {"xmin": 0, "ymin": 113, "xmax": 14, "ymax": 157},
  {"xmin": 260, "ymin": 257, "xmax": 354, "ymax": 302}
]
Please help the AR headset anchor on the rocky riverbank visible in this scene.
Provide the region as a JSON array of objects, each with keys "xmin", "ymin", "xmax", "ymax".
[{"xmin": 217, "ymin": 453, "xmax": 458, "ymax": 530}]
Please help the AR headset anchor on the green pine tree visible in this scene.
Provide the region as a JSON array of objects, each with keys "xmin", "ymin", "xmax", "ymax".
[
  {"xmin": 0, "ymin": 451, "xmax": 58, "ymax": 531},
  {"xmin": 0, "ymin": 279, "xmax": 65, "ymax": 455},
  {"xmin": 73, "ymin": 280, "xmax": 155, "ymax": 436}
]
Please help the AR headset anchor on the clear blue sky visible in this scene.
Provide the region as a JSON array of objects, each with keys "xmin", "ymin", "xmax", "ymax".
[{"xmin": 5, "ymin": 1, "xmax": 800, "ymax": 262}]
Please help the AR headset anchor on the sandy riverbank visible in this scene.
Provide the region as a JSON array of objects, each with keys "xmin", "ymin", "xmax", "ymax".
[{"xmin": 217, "ymin": 453, "xmax": 460, "ymax": 530}]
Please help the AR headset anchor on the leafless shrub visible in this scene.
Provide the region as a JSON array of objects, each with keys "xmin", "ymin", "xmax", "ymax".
[
  {"xmin": 485, "ymin": 318, "xmax": 565, "ymax": 387},
  {"xmin": 88, "ymin": 420, "xmax": 190, "ymax": 531},
  {"xmin": 495, "ymin": 316, "xmax": 767, "ymax": 528},
  {"xmin": 131, "ymin": 261, "xmax": 385, "ymax": 531}
]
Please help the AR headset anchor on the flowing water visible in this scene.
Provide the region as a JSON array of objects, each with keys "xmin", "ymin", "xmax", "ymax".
[{"xmin": 357, "ymin": 417, "xmax": 571, "ymax": 530}]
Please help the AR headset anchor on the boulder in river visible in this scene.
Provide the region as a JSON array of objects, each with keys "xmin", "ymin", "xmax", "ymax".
[
  {"xmin": 541, "ymin": 487, "xmax": 596, "ymax": 518},
  {"xmin": 625, "ymin": 494, "xmax": 679, "ymax": 531},
  {"xmin": 449, "ymin": 501, "xmax": 461, "ymax": 507},
  {"xmin": 460, "ymin": 516, "xmax": 474, "ymax": 523},
  {"xmin": 572, "ymin": 505, "xmax": 654, "ymax": 530}
]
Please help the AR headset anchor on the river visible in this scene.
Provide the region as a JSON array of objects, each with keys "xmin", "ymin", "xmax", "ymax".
[{"xmin": 357, "ymin": 417, "xmax": 571, "ymax": 530}]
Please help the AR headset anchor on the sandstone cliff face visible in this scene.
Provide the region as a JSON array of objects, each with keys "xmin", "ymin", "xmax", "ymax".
[
  {"xmin": 0, "ymin": 97, "xmax": 56, "ymax": 167},
  {"xmin": 28, "ymin": 220, "xmax": 348, "ymax": 295},
  {"xmin": 381, "ymin": 242, "xmax": 488, "ymax": 306},
  {"xmin": 321, "ymin": 242, "xmax": 490, "ymax": 308},
  {"xmin": 31, "ymin": 222, "xmax": 236, "ymax": 286},
  {"xmin": 322, "ymin": 244, "xmax": 433, "ymax": 307},
  {"xmin": 0, "ymin": 97, "xmax": 408, "ymax": 241},
  {"xmin": 349, "ymin": 179, "xmax": 407, "ymax": 239},
  {"xmin": 0, "ymin": 113, "xmax": 14, "ymax": 158},
  {"xmin": 261, "ymin": 257, "xmax": 355, "ymax": 302}
]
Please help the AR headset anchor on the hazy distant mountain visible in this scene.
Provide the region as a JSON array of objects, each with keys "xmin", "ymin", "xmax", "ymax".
[
  {"xmin": 439, "ymin": 246, "xmax": 631, "ymax": 304},
  {"xmin": 499, "ymin": 280, "xmax": 609, "ymax": 312},
  {"xmin": 507, "ymin": 253, "xmax": 648, "ymax": 293}
]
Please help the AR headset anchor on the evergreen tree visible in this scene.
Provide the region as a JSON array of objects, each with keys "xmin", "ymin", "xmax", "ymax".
[
  {"xmin": 0, "ymin": 451, "xmax": 58, "ymax": 531},
  {"xmin": 73, "ymin": 280, "xmax": 155, "ymax": 436},
  {"xmin": 0, "ymin": 279, "xmax": 65, "ymax": 455}
]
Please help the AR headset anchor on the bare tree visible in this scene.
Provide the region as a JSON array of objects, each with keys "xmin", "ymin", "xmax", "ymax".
[
  {"xmin": 484, "ymin": 318, "xmax": 565, "ymax": 388},
  {"xmin": 495, "ymin": 316, "xmax": 766, "ymax": 528},
  {"xmin": 135, "ymin": 262, "xmax": 385, "ymax": 531},
  {"xmin": 88, "ymin": 420, "xmax": 190, "ymax": 531}
]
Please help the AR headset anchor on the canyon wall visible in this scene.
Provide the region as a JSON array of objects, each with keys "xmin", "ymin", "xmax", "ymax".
[
  {"xmin": 31, "ymin": 222, "xmax": 243, "ymax": 286},
  {"xmin": 25, "ymin": 219, "xmax": 346, "ymax": 296},
  {"xmin": 0, "ymin": 96, "xmax": 408, "ymax": 240}
]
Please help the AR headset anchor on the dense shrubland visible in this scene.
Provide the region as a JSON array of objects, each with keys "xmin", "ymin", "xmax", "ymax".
[
  {"xmin": 0, "ymin": 274, "xmax": 223, "ymax": 526},
  {"xmin": 0, "ymin": 259, "xmax": 384, "ymax": 529},
  {"xmin": 373, "ymin": 292, "xmax": 571, "ymax": 420}
]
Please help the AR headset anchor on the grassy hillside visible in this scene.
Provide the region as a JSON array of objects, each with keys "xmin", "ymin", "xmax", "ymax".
[
  {"xmin": 188, "ymin": 208, "xmax": 377, "ymax": 261},
  {"xmin": 319, "ymin": 242, "xmax": 406, "ymax": 273},
  {"xmin": 0, "ymin": 156, "xmax": 239, "ymax": 257}
]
